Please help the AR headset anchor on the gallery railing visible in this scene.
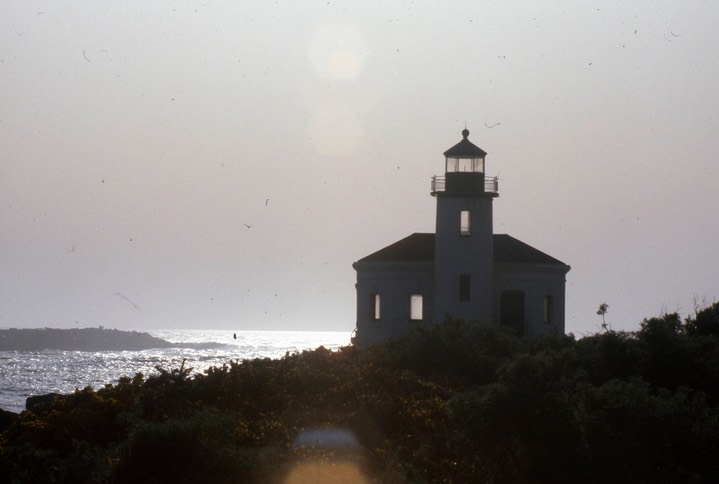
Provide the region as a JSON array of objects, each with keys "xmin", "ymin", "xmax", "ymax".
[{"xmin": 430, "ymin": 175, "xmax": 499, "ymax": 195}]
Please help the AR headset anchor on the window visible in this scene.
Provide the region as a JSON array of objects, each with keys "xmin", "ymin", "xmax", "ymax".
[
  {"xmin": 458, "ymin": 158, "xmax": 473, "ymax": 172},
  {"xmin": 543, "ymin": 296, "xmax": 552, "ymax": 325},
  {"xmin": 459, "ymin": 274, "xmax": 471, "ymax": 302},
  {"xmin": 446, "ymin": 157, "xmax": 485, "ymax": 173},
  {"xmin": 460, "ymin": 210, "xmax": 470, "ymax": 236},
  {"xmin": 371, "ymin": 293, "xmax": 380, "ymax": 321},
  {"xmin": 410, "ymin": 294, "xmax": 423, "ymax": 321}
]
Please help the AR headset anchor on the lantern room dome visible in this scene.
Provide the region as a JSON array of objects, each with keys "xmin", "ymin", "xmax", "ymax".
[{"xmin": 443, "ymin": 129, "xmax": 487, "ymax": 158}]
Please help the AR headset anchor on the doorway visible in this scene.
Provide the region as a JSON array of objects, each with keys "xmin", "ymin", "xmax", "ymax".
[{"xmin": 500, "ymin": 290, "xmax": 526, "ymax": 336}]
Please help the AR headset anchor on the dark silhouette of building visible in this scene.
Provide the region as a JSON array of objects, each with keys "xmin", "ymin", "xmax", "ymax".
[{"xmin": 352, "ymin": 129, "xmax": 570, "ymax": 345}]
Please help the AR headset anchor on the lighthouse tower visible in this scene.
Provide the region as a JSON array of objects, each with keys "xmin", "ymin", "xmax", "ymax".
[{"xmin": 431, "ymin": 128, "xmax": 498, "ymax": 323}]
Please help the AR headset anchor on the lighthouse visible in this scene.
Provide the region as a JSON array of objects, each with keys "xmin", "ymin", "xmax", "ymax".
[
  {"xmin": 352, "ymin": 128, "xmax": 569, "ymax": 346},
  {"xmin": 431, "ymin": 128, "xmax": 497, "ymax": 324}
]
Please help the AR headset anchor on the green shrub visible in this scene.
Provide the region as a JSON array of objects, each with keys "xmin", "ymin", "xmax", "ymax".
[{"xmin": 114, "ymin": 410, "xmax": 267, "ymax": 483}]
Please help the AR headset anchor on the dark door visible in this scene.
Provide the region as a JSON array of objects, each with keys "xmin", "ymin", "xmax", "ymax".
[{"xmin": 500, "ymin": 290, "xmax": 526, "ymax": 336}]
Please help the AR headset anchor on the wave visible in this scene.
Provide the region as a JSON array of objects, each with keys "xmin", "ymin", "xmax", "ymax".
[{"xmin": 169, "ymin": 342, "xmax": 232, "ymax": 350}]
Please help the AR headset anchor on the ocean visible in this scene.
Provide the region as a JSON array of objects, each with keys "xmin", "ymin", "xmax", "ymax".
[{"xmin": 0, "ymin": 329, "xmax": 351, "ymax": 414}]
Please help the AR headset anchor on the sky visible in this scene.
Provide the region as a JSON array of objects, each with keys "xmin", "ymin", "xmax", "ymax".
[{"xmin": 2, "ymin": 1, "xmax": 718, "ymax": 335}]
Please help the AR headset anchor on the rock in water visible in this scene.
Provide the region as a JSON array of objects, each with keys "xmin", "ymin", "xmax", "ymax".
[{"xmin": 0, "ymin": 327, "xmax": 174, "ymax": 352}]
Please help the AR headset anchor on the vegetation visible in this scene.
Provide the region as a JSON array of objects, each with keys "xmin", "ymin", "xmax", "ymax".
[{"xmin": 2, "ymin": 303, "xmax": 719, "ymax": 483}]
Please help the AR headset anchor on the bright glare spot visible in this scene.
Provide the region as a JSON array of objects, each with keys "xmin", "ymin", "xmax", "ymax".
[
  {"xmin": 327, "ymin": 49, "xmax": 361, "ymax": 80},
  {"xmin": 307, "ymin": 25, "xmax": 367, "ymax": 81},
  {"xmin": 284, "ymin": 462, "xmax": 368, "ymax": 484},
  {"xmin": 286, "ymin": 428, "xmax": 366, "ymax": 483}
]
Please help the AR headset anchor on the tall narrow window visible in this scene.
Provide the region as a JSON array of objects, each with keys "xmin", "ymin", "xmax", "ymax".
[
  {"xmin": 410, "ymin": 294, "xmax": 423, "ymax": 321},
  {"xmin": 371, "ymin": 293, "xmax": 380, "ymax": 321},
  {"xmin": 459, "ymin": 274, "xmax": 471, "ymax": 302},
  {"xmin": 543, "ymin": 296, "xmax": 552, "ymax": 324},
  {"xmin": 460, "ymin": 210, "xmax": 471, "ymax": 236}
]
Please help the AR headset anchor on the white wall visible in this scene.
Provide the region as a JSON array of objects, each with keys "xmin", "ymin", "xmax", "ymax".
[{"xmin": 354, "ymin": 261, "xmax": 434, "ymax": 344}]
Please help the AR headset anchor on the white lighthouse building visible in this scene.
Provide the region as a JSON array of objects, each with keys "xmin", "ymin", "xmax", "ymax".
[{"xmin": 352, "ymin": 128, "xmax": 570, "ymax": 345}]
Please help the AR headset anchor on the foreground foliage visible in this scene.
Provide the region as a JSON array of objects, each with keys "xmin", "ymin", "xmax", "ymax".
[{"xmin": 2, "ymin": 303, "xmax": 719, "ymax": 483}]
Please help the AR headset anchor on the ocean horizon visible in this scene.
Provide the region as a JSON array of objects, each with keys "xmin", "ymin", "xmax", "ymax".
[{"xmin": 0, "ymin": 329, "xmax": 351, "ymax": 414}]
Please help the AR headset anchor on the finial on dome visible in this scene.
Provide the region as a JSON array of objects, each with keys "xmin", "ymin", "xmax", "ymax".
[{"xmin": 461, "ymin": 128, "xmax": 470, "ymax": 139}]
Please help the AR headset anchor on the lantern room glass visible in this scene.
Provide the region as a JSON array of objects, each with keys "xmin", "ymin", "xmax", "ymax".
[{"xmin": 446, "ymin": 156, "xmax": 484, "ymax": 173}]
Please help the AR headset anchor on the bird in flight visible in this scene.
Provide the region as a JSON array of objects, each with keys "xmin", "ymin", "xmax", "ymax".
[{"xmin": 244, "ymin": 224, "xmax": 252, "ymax": 229}]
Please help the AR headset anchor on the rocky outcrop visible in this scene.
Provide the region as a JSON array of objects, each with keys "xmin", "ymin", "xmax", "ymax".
[{"xmin": 0, "ymin": 327, "xmax": 174, "ymax": 352}]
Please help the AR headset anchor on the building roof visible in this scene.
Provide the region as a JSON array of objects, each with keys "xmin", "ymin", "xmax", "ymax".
[
  {"xmin": 357, "ymin": 233, "xmax": 436, "ymax": 262},
  {"xmin": 493, "ymin": 234, "xmax": 567, "ymax": 265},
  {"xmin": 356, "ymin": 232, "xmax": 568, "ymax": 266},
  {"xmin": 443, "ymin": 128, "xmax": 488, "ymax": 158}
]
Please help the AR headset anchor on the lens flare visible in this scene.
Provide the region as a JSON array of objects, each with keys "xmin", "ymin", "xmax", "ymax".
[
  {"xmin": 307, "ymin": 25, "xmax": 368, "ymax": 81},
  {"xmin": 284, "ymin": 462, "xmax": 368, "ymax": 484}
]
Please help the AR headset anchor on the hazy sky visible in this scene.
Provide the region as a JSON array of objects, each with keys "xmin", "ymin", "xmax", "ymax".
[{"xmin": 2, "ymin": 1, "xmax": 718, "ymax": 334}]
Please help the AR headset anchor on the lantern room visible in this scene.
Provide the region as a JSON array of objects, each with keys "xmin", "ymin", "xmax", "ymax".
[
  {"xmin": 444, "ymin": 128, "xmax": 487, "ymax": 173},
  {"xmin": 431, "ymin": 128, "xmax": 497, "ymax": 197}
]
